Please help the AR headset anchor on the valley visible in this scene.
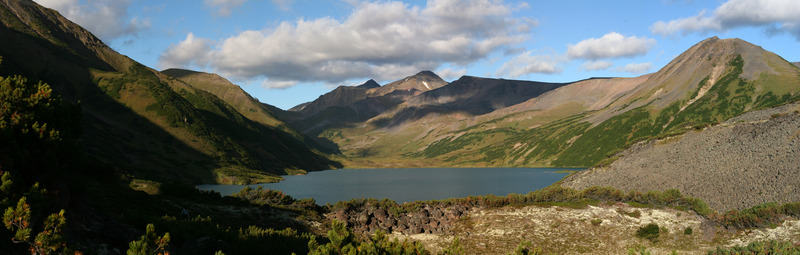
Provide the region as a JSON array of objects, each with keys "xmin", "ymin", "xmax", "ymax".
[{"xmin": 1, "ymin": 0, "xmax": 800, "ymax": 254}]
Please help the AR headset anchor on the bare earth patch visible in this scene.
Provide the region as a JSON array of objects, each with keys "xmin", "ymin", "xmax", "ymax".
[{"xmin": 388, "ymin": 203, "xmax": 800, "ymax": 254}]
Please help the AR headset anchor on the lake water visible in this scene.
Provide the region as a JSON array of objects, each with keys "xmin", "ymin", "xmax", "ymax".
[{"xmin": 197, "ymin": 168, "xmax": 575, "ymax": 205}]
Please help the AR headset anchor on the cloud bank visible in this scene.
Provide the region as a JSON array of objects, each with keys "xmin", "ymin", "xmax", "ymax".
[
  {"xmin": 496, "ymin": 51, "xmax": 562, "ymax": 78},
  {"xmin": 651, "ymin": 0, "xmax": 800, "ymax": 39},
  {"xmin": 567, "ymin": 32, "xmax": 656, "ymax": 60},
  {"xmin": 159, "ymin": 0, "xmax": 534, "ymax": 88}
]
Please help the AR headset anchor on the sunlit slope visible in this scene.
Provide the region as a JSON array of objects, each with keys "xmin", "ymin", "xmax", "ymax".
[
  {"xmin": 0, "ymin": 0, "xmax": 339, "ymax": 184},
  {"xmin": 417, "ymin": 37, "xmax": 800, "ymax": 167},
  {"xmin": 312, "ymin": 37, "xmax": 800, "ymax": 168}
]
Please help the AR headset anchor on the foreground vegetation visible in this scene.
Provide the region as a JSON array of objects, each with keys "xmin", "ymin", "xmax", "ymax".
[{"xmin": 330, "ymin": 184, "xmax": 800, "ymax": 230}]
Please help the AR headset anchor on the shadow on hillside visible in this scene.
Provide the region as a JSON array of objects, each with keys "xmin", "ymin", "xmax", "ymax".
[
  {"xmin": 0, "ymin": 22, "xmax": 343, "ymax": 184},
  {"xmin": 368, "ymin": 78, "xmax": 571, "ymax": 129}
]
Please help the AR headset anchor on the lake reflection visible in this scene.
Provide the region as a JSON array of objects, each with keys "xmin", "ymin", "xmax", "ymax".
[{"xmin": 197, "ymin": 168, "xmax": 575, "ymax": 205}]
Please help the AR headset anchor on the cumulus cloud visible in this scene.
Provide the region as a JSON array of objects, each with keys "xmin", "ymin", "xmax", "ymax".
[
  {"xmin": 159, "ymin": 0, "xmax": 532, "ymax": 88},
  {"xmin": 204, "ymin": 0, "xmax": 247, "ymax": 16},
  {"xmin": 567, "ymin": 32, "xmax": 657, "ymax": 60},
  {"xmin": 616, "ymin": 62, "xmax": 652, "ymax": 74},
  {"xmin": 495, "ymin": 51, "xmax": 562, "ymax": 78},
  {"xmin": 159, "ymin": 33, "xmax": 214, "ymax": 69},
  {"xmin": 35, "ymin": 0, "xmax": 149, "ymax": 43},
  {"xmin": 581, "ymin": 60, "xmax": 613, "ymax": 71},
  {"xmin": 651, "ymin": 0, "xmax": 800, "ymax": 39}
]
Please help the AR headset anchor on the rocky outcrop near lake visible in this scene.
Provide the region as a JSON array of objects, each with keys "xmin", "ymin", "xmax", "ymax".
[
  {"xmin": 326, "ymin": 201, "xmax": 473, "ymax": 235},
  {"xmin": 563, "ymin": 102, "xmax": 800, "ymax": 212}
]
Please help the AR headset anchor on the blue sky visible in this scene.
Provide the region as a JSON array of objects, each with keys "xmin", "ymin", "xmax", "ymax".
[{"xmin": 36, "ymin": 0, "xmax": 800, "ymax": 110}]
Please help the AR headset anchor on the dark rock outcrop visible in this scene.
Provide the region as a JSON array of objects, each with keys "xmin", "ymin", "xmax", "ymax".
[{"xmin": 326, "ymin": 201, "xmax": 472, "ymax": 235}]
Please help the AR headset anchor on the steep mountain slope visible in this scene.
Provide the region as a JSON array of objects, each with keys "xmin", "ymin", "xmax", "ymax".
[
  {"xmin": 161, "ymin": 68, "xmax": 338, "ymax": 151},
  {"xmin": 0, "ymin": 0, "xmax": 339, "ymax": 184},
  {"xmin": 367, "ymin": 70, "xmax": 447, "ymax": 97},
  {"xmin": 283, "ymin": 71, "xmax": 448, "ymax": 138},
  {"xmin": 290, "ymin": 79, "xmax": 381, "ymax": 116},
  {"xmin": 309, "ymin": 37, "xmax": 800, "ymax": 168},
  {"xmin": 563, "ymin": 101, "xmax": 800, "ymax": 211},
  {"xmin": 370, "ymin": 76, "xmax": 569, "ymax": 127},
  {"xmin": 304, "ymin": 75, "xmax": 574, "ymax": 165},
  {"xmin": 161, "ymin": 68, "xmax": 285, "ymax": 127}
]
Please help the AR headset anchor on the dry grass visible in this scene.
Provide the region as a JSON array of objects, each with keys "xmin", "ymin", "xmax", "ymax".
[{"xmin": 388, "ymin": 203, "xmax": 800, "ymax": 254}]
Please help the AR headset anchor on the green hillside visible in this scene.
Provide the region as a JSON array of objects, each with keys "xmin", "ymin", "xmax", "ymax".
[
  {"xmin": 0, "ymin": 0, "xmax": 340, "ymax": 184},
  {"xmin": 320, "ymin": 38, "xmax": 800, "ymax": 168}
]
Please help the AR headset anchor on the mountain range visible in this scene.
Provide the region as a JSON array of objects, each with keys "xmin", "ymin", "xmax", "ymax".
[{"xmin": 281, "ymin": 36, "xmax": 800, "ymax": 169}]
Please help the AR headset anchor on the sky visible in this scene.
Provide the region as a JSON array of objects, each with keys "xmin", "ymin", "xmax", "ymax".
[{"xmin": 34, "ymin": 0, "xmax": 800, "ymax": 110}]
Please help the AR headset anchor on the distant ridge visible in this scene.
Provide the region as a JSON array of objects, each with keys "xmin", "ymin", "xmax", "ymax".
[{"xmin": 290, "ymin": 36, "xmax": 800, "ymax": 170}]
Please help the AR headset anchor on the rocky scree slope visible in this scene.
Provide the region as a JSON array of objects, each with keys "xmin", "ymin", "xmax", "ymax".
[{"xmin": 563, "ymin": 101, "xmax": 800, "ymax": 212}]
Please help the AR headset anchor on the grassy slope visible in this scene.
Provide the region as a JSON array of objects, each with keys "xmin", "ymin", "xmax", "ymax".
[
  {"xmin": 321, "ymin": 44, "xmax": 800, "ymax": 167},
  {"xmin": 395, "ymin": 48, "xmax": 800, "ymax": 168},
  {"xmin": 0, "ymin": 1, "xmax": 340, "ymax": 184}
]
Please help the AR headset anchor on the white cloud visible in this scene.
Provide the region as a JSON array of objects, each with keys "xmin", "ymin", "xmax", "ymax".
[
  {"xmin": 651, "ymin": 0, "xmax": 800, "ymax": 39},
  {"xmin": 159, "ymin": 0, "xmax": 531, "ymax": 88},
  {"xmin": 616, "ymin": 62, "xmax": 652, "ymax": 74},
  {"xmin": 567, "ymin": 32, "xmax": 656, "ymax": 60},
  {"xmin": 204, "ymin": 0, "xmax": 247, "ymax": 17},
  {"xmin": 35, "ymin": 0, "xmax": 149, "ymax": 43},
  {"xmin": 158, "ymin": 33, "xmax": 214, "ymax": 70},
  {"xmin": 495, "ymin": 51, "xmax": 562, "ymax": 78},
  {"xmin": 651, "ymin": 10, "xmax": 722, "ymax": 36},
  {"xmin": 437, "ymin": 68, "xmax": 468, "ymax": 81},
  {"xmin": 581, "ymin": 60, "xmax": 613, "ymax": 71},
  {"xmin": 262, "ymin": 79, "xmax": 297, "ymax": 89}
]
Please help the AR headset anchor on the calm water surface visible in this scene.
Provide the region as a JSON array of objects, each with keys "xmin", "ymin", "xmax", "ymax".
[{"xmin": 197, "ymin": 168, "xmax": 576, "ymax": 205}]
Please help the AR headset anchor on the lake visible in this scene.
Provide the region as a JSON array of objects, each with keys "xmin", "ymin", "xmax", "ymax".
[{"xmin": 197, "ymin": 168, "xmax": 576, "ymax": 205}]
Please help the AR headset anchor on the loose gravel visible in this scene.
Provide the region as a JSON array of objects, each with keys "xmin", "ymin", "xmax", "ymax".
[{"xmin": 563, "ymin": 102, "xmax": 800, "ymax": 212}]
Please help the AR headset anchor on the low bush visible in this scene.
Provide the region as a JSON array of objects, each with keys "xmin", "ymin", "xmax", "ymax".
[
  {"xmin": 708, "ymin": 240, "xmax": 800, "ymax": 254},
  {"xmin": 636, "ymin": 223, "xmax": 660, "ymax": 242}
]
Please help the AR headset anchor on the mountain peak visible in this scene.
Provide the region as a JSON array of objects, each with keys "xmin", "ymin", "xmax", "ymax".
[
  {"xmin": 357, "ymin": 79, "xmax": 380, "ymax": 89},
  {"xmin": 414, "ymin": 70, "xmax": 439, "ymax": 78}
]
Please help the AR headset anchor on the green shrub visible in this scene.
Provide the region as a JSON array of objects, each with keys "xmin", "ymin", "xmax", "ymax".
[
  {"xmin": 308, "ymin": 220, "xmax": 430, "ymax": 255},
  {"xmin": 708, "ymin": 240, "xmax": 800, "ymax": 254},
  {"xmin": 127, "ymin": 224, "xmax": 170, "ymax": 255},
  {"xmin": 617, "ymin": 208, "xmax": 642, "ymax": 218},
  {"xmin": 590, "ymin": 219, "xmax": 603, "ymax": 226},
  {"xmin": 683, "ymin": 226, "xmax": 693, "ymax": 235},
  {"xmin": 636, "ymin": 223, "xmax": 660, "ymax": 241},
  {"xmin": 508, "ymin": 240, "xmax": 542, "ymax": 255}
]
